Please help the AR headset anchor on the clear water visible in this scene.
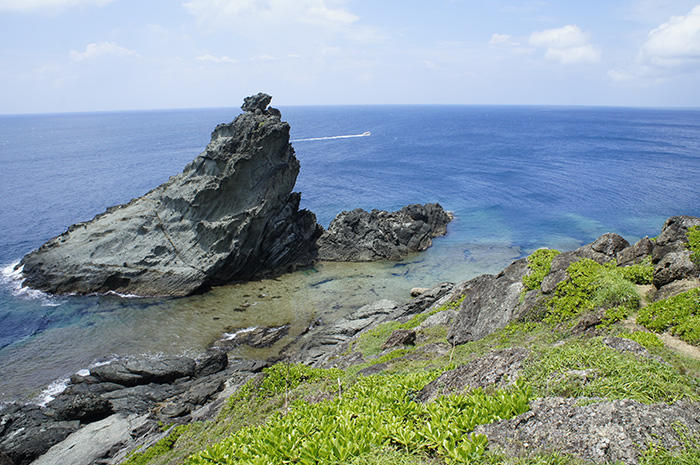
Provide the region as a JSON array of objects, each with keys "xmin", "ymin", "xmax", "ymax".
[{"xmin": 1, "ymin": 105, "xmax": 699, "ymax": 403}]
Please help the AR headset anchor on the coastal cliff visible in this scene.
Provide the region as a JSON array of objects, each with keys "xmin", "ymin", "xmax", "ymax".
[
  {"xmin": 4, "ymin": 216, "xmax": 698, "ymax": 465},
  {"xmin": 18, "ymin": 93, "xmax": 322, "ymax": 297}
]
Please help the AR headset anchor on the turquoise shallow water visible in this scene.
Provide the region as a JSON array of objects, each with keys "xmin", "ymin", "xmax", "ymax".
[{"xmin": 0, "ymin": 105, "xmax": 699, "ymax": 402}]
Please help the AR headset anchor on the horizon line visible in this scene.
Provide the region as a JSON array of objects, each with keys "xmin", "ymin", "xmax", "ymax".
[{"xmin": 2, "ymin": 102, "xmax": 700, "ymax": 117}]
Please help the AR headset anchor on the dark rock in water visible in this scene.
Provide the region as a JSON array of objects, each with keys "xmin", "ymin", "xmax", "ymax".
[
  {"xmin": 101, "ymin": 383, "xmax": 186, "ymax": 414},
  {"xmin": 317, "ymin": 203, "xmax": 452, "ymax": 261},
  {"xmin": 474, "ymin": 397, "xmax": 700, "ymax": 465},
  {"xmin": 45, "ymin": 391, "xmax": 113, "ymax": 422},
  {"xmin": 381, "ymin": 329, "xmax": 416, "ymax": 350},
  {"xmin": 0, "ymin": 404, "xmax": 79, "ymax": 465},
  {"xmin": 417, "ymin": 348, "xmax": 529, "ymax": 403},
  {"xmin": 18, "ymin": 93, "xmax": 322, "ymax": 296},
  {"xmin": 90, "ymin": 356, "xmax": 195, "ymax": 387},
  {"xmin": 651, "ymin": 215, "xmax": 700, "ymax": 288},
  {"xmin": 194, "ymin": 349, "xmax": 228, "ymax": 377}
]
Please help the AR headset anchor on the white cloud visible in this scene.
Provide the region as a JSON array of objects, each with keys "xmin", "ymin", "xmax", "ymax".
[
  {"xmin": 0, "ymin": 0, "xmax": 112, "ymax": 12},
  {"xmin": 195, "ymin": 53, "xmax": 237, "ymax": 64},
  {"xmin": 640, "ymin": 5, "xmax": 700, "ymax": 67},
  {"xmin": 529, "ymin": 25, "xmax": 600, "ymax": 64},
  {"xmin": 610, "ymin": 5, "xmax": 700, "ymax": 81},
  {"xmin": 69, "ymin": 42, "xmax": 139, "ymax": 62},
  {"xmin": 489, "ymin": 33, "xmax": 517, "ymax": 45},
  {"xmin": 183, "ymin": 0, "xmax": 358, "ymax": 29}
]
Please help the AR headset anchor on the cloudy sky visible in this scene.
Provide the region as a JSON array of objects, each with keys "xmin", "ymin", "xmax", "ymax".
[{"xmin": 1, "ymin": 0, "xmax": 700, "ymax": 113}]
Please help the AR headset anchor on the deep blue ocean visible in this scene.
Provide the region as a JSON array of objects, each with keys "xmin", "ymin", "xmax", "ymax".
[{"xmin": 1, "ymin": 105, "xmax": 699, "ymax": 403}]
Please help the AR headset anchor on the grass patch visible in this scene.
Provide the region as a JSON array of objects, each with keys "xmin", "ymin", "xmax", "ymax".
[
  {"xmin": 637, "ymin": 289, "xmax": 700, "ymax": 345},
  {"xmin": 523, "ymin": 249, "xmax": 561, "ymax": 291},
  {"xmin": 121, "ymin": 424, "xmax": 192, "ymax": 465},
  {"xmin": 352, "ymin": 295, "xmax": 465, "ymax": 358},
  {"xmin": 523, "ymin": 337, "xmax": 699, "ymax": 403},
  {"xmin": 188, "ymin": 374, "xmax": 531, "ymax": 465}
]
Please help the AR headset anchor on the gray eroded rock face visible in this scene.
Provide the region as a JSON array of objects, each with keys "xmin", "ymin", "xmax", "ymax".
[
  {"xmin": 447, "ymin": 259, "xmax": 530, "ymax": 345},
  {"xmin": 475, "ymin": 397, "xmax": 700, "ymax": 464},
  {"xmin": 18, "ymin": 93, "xmax": 322, "ymax": 296},
  {"xmin": 651, "ymin": 215, "xmax": 700, "ymax": 288},
  {"xmin": 417, "ymin": 348, "xmax": 529, "ymax": 403},
  {"xmin": 317, "ymin": 203, "xmax": 452, "ymax": 261}
]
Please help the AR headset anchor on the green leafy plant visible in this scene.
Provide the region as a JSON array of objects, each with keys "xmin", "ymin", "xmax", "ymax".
[
  {"xmin": 121, "ymin": 424, "xmax": 191, "ymax": 465},
  {"xmin": 687, "ymin": 226, "xmax": 700, "ymax": 265},
  {"xmin": 637, "ymin": 289, "xmax": 700, "ymax": 345},
  {"xmin": 523, "ymin": 249, "xmax": 561, "ymax": 291},
  {"xmin": 619, "ymin": 331, "xmax": 664, "ymax": 349},
  {"xmin": 187, "ymin": 373, "xmax": 531, "ymax": 465}
]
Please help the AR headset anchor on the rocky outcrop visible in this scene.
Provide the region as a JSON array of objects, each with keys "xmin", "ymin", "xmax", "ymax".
[
  {"xmin": 18, "ymin": 93, "xmax": 321, "ymax": 297},
  {"xmin": 475, "ymin": 397, "xmax": 700, "ymax": 464},
  {"xmin": 650, "ymin": 215, "xmax": 700, "ymax": 289},
  {"xmin": 317, "ymin": 203, "xmax": 452, "ymax": 261},
  {"xmin": 0, "ymin": 351, "xmax": 266, "ymax": 464},
  {"xmin": 417, "ymin": 348, "xmax": 529, "ymax": 402}
]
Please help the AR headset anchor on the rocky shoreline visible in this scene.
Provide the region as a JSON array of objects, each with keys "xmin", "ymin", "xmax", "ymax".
[{"xmin": 2, "ymin": 215, "xmax": 698, "ymax": 464}]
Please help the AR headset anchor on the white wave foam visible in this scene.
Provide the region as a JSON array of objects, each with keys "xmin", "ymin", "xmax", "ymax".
[
  {"xmin": 36, "ymin": 378, "xmax": 70, "ymax": 406},
  {"xmin": 0, "ymin": 261, "xmax": 61, "ymax": 306},
  {"xmin": 106, "ymin": 290, "xmax": 144, "ymax": 298},
  {"xmin": 222, "ymin": 326, "xmax": 258, "ymax": 341},
  {"xmin": 291, "ymin": 131, "xmax": 371, "ymax": 142}
]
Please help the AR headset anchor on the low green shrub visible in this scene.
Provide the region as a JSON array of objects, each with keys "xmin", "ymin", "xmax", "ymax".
[
  {"xmin": 545, "ymin": 259, "xmax": 640, "ymax": 324},
  {"xmin": 523, "ymin": 338, "xmax": 698, "ymax": 403},
  {"xmin": 637, "ymin": 289, "xmax": 700, "ymax": 345},
  {"xmin": 523, "ymin": 249, "xmax": 561, "ymax": 291},
  {"xmin": 188, "ymin": 373, "xmax": 531, "ymax": 465},
  {"xmin": 257, "ymin": 363, "xmax": 343, "ymax": 397},
  {"xmin": 617, "ymin": 256, "xmax": 654, "ymax": 284},
  {"xmin": 639, "ymin": 430, "xmax": 700, "ymax": 465},
  {"xmin": 687, "ymin": 226, "xmax": 700, "ymax": 265}
]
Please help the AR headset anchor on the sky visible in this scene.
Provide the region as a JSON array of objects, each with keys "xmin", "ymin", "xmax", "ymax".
[{"xmin": 1, "ymin": 0, "xmax": 700, "ymax": 113}]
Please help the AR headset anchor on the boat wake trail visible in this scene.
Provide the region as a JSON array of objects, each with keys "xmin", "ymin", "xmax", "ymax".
[{"xmin": 291, "ymin": 131, "xmax": 371, "ymax": 142}]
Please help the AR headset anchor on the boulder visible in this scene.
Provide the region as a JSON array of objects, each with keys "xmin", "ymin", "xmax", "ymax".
[
  {"xmin": 317, "ymin": 203, "xmax": 452, "ymax": 261},
  {"xmin": 90, "ymin": 356, "xmax": 195, "ymax": 387},
  {"xmin": 0, "ymin": 404, "xmax": 79, "ymax": 465},
  {"xmin": 45, "ymin": 391, "xmax": 113, "ymax": 422},
  {"xmin": 447, "ymin": 260, "xmax": 529, "ymax": 345},
  {"xmin": 651, "ymin": 215, "xmax": 700, "ymax": 288},
  {"xmin": 18, "ymin": 93, "xmax": 322, "ymax": 296},
  {"xmin": 194, "ymin": 350, "xmax": 228, "ymax": 378},
  {"xmin": 617, "ymin": 237, "xmax": 653, "ymax": 266},
  {"xmin": 381, "ymin": 329, "xmax": 416, "ymax": 350},
  {"xmin": 475, "ymin": 397, "xmax": 700, "ymax": 464},
  {"xmin": 417, "ymin": 348, "xmax": 529, "ymax": 402}
]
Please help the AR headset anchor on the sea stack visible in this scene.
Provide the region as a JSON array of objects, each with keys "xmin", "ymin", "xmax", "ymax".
[{"xmin": 18, "ymin": 93, "xmax": 322, "ymax": 296}]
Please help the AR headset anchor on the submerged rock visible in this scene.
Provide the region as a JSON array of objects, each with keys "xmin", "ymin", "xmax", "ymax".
[
  {"xmin": 317, "ymin": 203, "xmax": 452, "ymax": 261},
  {"xmin": 18, "ymin": 93, "xmax": 321, "ymax": 296}
]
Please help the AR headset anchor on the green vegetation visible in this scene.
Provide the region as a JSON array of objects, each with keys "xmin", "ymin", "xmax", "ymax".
[
  {"xmin": 352, "ymin": 295, "xmax": 465, "ymax": 357},
  {"xmin": 637, "ymin": 288, "xmax": 700, "ymax": 345},
  {"xmin": 617, "ymin": 256, "xmax": 654, "ymax": 284},
  {"xmin": 522, "ymin": 337, "xmax": 699, "ymax": 403},
  {"xmin": 121, "ymin": 424, "xmax": 192, "ymax": 465},
  {"xmin": 523, "ymin": 249, "xmax": 560, "ymax": 291},
  {"xmin": 618, "ymin": 331, "xmax": 664, "ymax": 349},
  {"xmin": 688, "ymin": 226, "xmax": 700, "ymax": 265},
  {"xmin": 639, "ymin": 430, "xmax": 700, "ymax": 465},
  {"xmin": 256, "ymin": 362, "xmax": 343, "ymax": 397},
  {"xmin": 545, "ymin": 259, "xmax": 640, "ymax": 324},
  {"xmin": 188, "ymin": 371, "xmax": 530, "ymax": 465}
]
